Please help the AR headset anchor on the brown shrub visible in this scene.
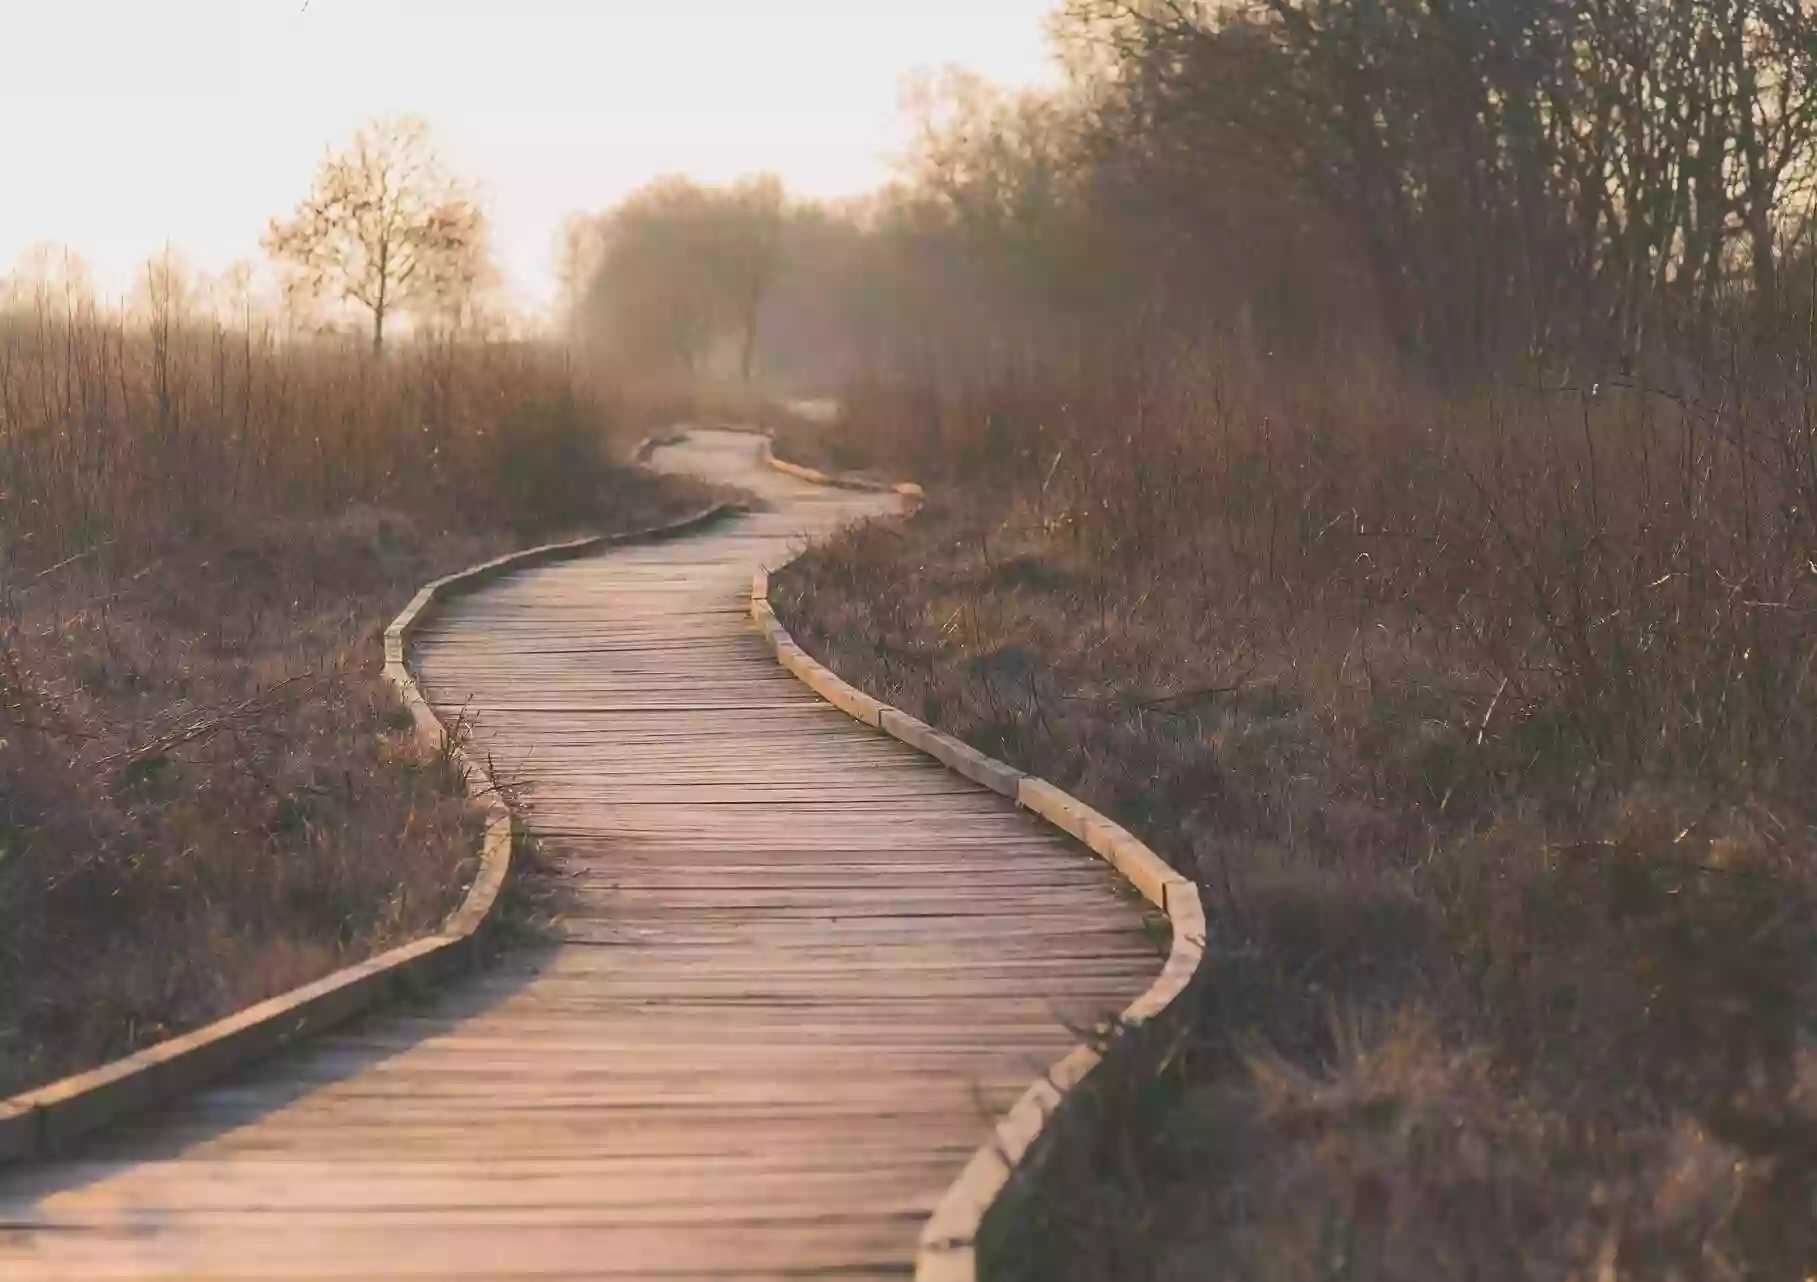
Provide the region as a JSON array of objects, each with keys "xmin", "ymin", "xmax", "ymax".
[
  {"xmin": 0, "ymin": 308, "xmax": 718, "ymax": 1094},
  {"xmin": 772, "ymin": 346, "xmax": 1817, "ymax": 1279}
]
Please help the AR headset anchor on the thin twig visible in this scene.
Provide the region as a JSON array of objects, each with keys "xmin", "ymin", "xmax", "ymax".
[
  {"xmin": 97, "ymin": 673, "xmax": 319, "ymax": 767},
  {"xmin": 1477, "ymin": 675, "xmax": 1510, "ymax": 746},
  {"xmin": 33, "ymin": 541, "xmax": 113, "ymax": 580}
]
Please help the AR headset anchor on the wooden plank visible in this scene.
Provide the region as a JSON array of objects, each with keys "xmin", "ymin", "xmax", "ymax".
[{"xmin": 0, "ymin": 429, "xmax": 1157, "ymax": 1281}]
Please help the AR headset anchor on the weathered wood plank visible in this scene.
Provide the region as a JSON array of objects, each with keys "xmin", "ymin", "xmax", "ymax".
[{"xmin": 0, "ymin": 430, "xmax": 1156, "ymax": 1280}]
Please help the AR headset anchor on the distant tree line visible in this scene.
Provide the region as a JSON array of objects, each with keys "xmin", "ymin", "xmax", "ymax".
[
  {"xmin": 567, "ymin": 0, "xmax": 1817, "ymax": 391},
  {"xmin": 5, "ymin": 116, "xmax": 498, "ymax": 355},
  {"xmin": 1064, "ymin": 0, "xmax": 1817, "ymax": 375},
  {"xmin": 559, "ymin": 176, "xmax": 784, "ymax": 385}
]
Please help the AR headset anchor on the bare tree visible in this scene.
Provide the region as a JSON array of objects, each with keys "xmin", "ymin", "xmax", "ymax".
[
  {"xmin": 553, "ymin": 212, "xmax": 607, "ymax": 347},
  {"xmin": 263, "ymin": 116, "xmax": 487, "ymax": 353},
  {"xmin": 572, "ymin": 174, "xmax": 787, "ymax": 384},
  {"xmin": 576, "ymin": 177, "xmax": 724, "ymax": 374},
  {"xmin": 720, "ymin": 175, "xmax": 784, "ymax": 387},
  {"xmin": 135, "ymin": 246, "xmax": 198, "ymax": 443},
  {"xmin": 1058, "ymin": 0, "xmax": 1817, "ymax": 372},
  {"xmin": 4, "ymin": 243, "xmax": 95, "ymax": 312}
]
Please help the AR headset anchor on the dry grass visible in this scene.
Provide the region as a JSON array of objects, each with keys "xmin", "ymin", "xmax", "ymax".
[
  {"xmin": 771, "ymin": 347, "xmax": 1817, "ymax": 1280},
  {"xmin": 0, "ymin": 301, "xmax": 719, "ymax": 1095},
  {"xmin": 755, "ymin": 402, "xmax": 896, "ymax": 483}
]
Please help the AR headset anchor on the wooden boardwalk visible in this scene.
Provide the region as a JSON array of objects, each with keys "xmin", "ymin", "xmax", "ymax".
[{"xmin": 0, "ymin": 430, "xmax": 1157, "ymax": 1280}]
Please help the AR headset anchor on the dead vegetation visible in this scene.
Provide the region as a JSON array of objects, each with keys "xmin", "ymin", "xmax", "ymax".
[
  {"xmin": 0, "ymin": 294, "xmax": 715, "ymax": 1096},
  {"xmin": 772, "ymin": 346, "xmax": 1817, "ymax": 1280},
  {"xmin": 722, "ymin": 0, "xmax": 1817, "ymax": 1269}
]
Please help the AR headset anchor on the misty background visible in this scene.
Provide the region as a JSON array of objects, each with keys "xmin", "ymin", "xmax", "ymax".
[{"xmin": 0, "ymin": 0, "xmax": 1057, "ymax": 313}]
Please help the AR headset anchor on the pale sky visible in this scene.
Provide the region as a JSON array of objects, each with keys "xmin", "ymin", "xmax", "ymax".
[{"xmin": 0, "ymin": 1, "xmax": 1060, "ymax": 314}]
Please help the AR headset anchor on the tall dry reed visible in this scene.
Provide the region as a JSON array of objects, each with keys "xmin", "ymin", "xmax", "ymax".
[{"xmin": 773, "ymin": 341, "xmax": 1817, "ymax": 1280}]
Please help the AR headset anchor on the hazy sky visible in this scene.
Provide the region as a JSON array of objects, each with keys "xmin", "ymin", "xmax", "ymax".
[{"xmin": 0, "ymin": 1, "xmax": 1060, "ymax": 312}]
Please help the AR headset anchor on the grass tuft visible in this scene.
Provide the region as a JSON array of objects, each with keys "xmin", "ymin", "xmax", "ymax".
[
  {"xmin": 0, "ymin": 304, "xmax": 721, "ymax": 1095},
  {"xmin": 774, "ymin": 346, "xmax": 1817, "ymax": 1280}
]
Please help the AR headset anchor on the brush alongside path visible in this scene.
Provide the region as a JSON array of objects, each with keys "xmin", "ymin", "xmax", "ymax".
[{"xmin": 0, "ymin": 428, "xmax": 1157, "ymax": 1281}]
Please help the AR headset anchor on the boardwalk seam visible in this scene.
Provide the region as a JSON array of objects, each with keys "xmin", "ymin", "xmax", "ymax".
[
  {"xmin": 752, "ymin": 493, "xmax": 1206, "ymax": 1282},
  {"xmin": 0, "ymin": 499, "xmax": 737, "ymax": 1166}
]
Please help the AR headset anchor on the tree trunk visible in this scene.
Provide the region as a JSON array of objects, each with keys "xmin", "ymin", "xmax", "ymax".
[
  {"xmin": 739, "ymin": 300, "xmax": 759, "ymax": 387},
  {"xmin": 1749, "ymin": 202, "xmax": 1778, "ymax": 310},
  {"xmin": 373, "ymin": 233, "xmax": 390, "ymax": 355}
]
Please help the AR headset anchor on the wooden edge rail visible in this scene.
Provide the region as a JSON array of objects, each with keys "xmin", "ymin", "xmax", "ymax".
[
  {"xmin": 637, "ymin": 420, "xmax": 924, "ymax": 498},
  {"xmin": 630, "ymin": 432, "xmax": 690, "ymax": 464},
  {"xmin": 0, "ymin": 500, "xmax": 737, "ymax": 1166},
  {"xmin": 753, "ymin": 435, "xmax": 926, "ymax": 498},
  {"xmin": 751, "ymin": 561, "xmax": 1207, "ymax": 1282}
]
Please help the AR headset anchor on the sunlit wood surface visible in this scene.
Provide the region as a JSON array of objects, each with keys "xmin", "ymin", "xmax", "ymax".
[{"xmin": 0, "ymin": 430, "xmax": 1156, "ymax": 1280}]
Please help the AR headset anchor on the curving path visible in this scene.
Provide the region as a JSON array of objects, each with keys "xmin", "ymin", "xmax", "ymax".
[{"xmin": 0, "ymin": 430, "xmax": 1156, "ymax": 1280}]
